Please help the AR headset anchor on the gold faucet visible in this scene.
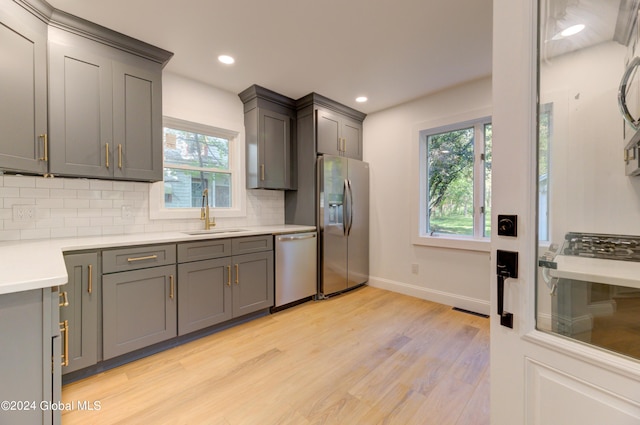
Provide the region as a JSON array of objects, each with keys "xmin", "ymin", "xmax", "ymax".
[{"xmin": 200, "ymin": 189, "xmax": 216, "ymax": 230}]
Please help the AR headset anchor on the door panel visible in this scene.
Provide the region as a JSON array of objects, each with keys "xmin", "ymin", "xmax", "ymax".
[
  {"xmin": 319, "ymin": 155, "xmax": 348, "ymax": 295},
  {"xmin": 346, "ymin": 158, "xmax": 369, "ymax": 287},
  {"xmin": 0, "ymin": 3, "xmax": 47, "ymax": 174},
  {"xmin": 342, "ymin": 119, "xmax": 363, "ymax": 159},
  {"xmin": 259, "ymin": 109, "xmax": 290, "ymax": 188},
  {"xmin": 112, "ymin": 62, "xmax": 162, "ymax": 181},
  {"xmin": 316, "ymin": 110, "xmax": 341, "ymax": 156},
  {"xmin": 232, "ymin": 251, "xmax": 274, "ymax": 316},
  {"xmin": 49, "ymin": 42, "xmax": 112, "ymax": 178}
]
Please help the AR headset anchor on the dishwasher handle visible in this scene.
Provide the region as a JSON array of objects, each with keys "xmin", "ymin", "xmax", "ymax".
[{"xmin": 278, "ymin": 233, "xmax": 317, "ymax": 242}]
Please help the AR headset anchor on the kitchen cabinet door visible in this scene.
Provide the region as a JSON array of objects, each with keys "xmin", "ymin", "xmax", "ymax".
[
  {"xmin": 112, "ymin": 61, "xmax": 163, "ymax": 181},
  {"xmin": 316, "ymin": 109, "xmax": 363, "ymax": 160},
  {"xmin": 0, "ymin": 288, "xmax": 60, "ymax": 425},
  {"xmin": 0, "ymin": 0, "xmax": 48, "ymax": 174},
  {"xmin": 232, "ymin": 251, "xmax": 274, "ymax": 317},
  {"xmin": 178, "ymin": 257, "xmax": 232, "ymax": 335},
  {"xmin": 48, "ymin": 38, "xmax": 113, "ymax": 178},
  {"xmin": 102, "ymin": 265, "xmax": 177, "ymax": 359},
  {"xmin": 258, "ymin": 108, "xmax": 292, "ymax": 189},
  {"xmin": 316, "ymin": 109, "xmax": 342, "ymax": 156},
  {"xmin": 240, "ymin": 85, "xmax": 296, "ymax": 190},
  {"xmin": 341, "ymin": 117, "xmax": 363, "ymax": 160},
  {"xmin": 48, "ymin": 28, "xmax": 164, "ymax": 182},
  {"xmin": 61, "ymin": 252, "xmax": 99, "ymax": 374}
]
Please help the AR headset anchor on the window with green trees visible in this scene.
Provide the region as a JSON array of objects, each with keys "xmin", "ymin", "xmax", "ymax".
[
  {"xmin": 162, "ymin": 119, "xmax": 235, "ymax": 209},
  {"xmin": 421, "ymin": 117, "xmax": 491, "ymax": 239}
]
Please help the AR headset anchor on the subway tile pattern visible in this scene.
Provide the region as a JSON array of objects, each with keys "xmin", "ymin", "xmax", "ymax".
[{"xmin": 0, "ymin": 175, "xmax": 284, "ymax": 241}]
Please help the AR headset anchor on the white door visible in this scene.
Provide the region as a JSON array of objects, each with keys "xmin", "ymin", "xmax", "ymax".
[{"xmin": 491, "ymin": 1, "xmax": 640, "ymax": 424}]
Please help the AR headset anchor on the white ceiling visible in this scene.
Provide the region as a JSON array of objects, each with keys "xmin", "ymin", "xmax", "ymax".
[{"xmin": 46, "ymin": 0, "xmax": 493, "ymax": 114}]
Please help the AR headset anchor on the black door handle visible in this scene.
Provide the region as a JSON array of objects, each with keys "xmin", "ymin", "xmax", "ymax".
[{"xmin": 496, "ymin": 250, "xmax": 518, "ymax": 329}]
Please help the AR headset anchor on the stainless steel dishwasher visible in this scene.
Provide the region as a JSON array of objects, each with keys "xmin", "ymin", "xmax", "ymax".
[{"xmin": 274, "ymin": 232, "xmax": 317, "ymax": 308}]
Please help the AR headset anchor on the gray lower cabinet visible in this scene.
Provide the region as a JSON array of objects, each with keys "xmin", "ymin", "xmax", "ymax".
[
  {"xmin": 178, "ymin": 257, "xmax": 232, "ymax": 335},
  {"xmin": 102, "ymin": 244, "xmax": 177, "ymax": 360},
  {"xmin": 0, "ymin": 0, "xmax": 48, "ymax": 174},
  {"xmin": 48, "ymin": 27, "xmax": 164, "ymax": 182},
  {"xmin": 177, "ymin": 236, "xmax": 274, "ymax": 335},
  {"xmin": 0, "ymin": 287, "xmax": 61, "ymax": 425},
  {"xmin": 61, "ymin": 252, "xmax": 100, "ymax": 374},
  {"xmin": 103, "ymin": 264, "xmax": 177, "ymax": 359},
  {"xmin": 232, "ymin": 251, "xmax": 274, "ymax": 317}
]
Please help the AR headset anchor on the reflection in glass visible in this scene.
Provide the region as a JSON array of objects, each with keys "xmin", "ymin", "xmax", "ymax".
[{"xmin": 536, "ymin": 0, "xmax": 640, "ymax": 361}]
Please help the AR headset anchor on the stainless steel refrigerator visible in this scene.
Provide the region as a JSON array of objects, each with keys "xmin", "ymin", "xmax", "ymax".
[{"xmin": 318, "ymin": 155, "xmax": 369, "ymax": 297}]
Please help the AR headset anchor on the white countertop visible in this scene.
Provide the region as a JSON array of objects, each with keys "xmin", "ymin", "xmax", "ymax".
[
  {"xmin": 0, "ymin": 225, "xmax": 315, "ymax": 295},
  {"xmin": 550, "ymin": 254, "xmax": 640, "ymax": 290}
]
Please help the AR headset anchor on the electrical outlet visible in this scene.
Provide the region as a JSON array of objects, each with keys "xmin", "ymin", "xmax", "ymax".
[
  {"xmin": 12, "ymin": 205, "xmax": 36, "ymax": 221},
  {"xmin": 121, "ymin": 205, "xmax": 132, "ymax": 218},
  {"xmin": 411, "ymin": 263, "xmax": 419, "ymax": 274}
]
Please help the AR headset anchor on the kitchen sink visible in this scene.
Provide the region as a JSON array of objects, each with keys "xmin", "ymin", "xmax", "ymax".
[{"xmin": 183, "ymin": 229, "xmax": 247, "ymax": 236}]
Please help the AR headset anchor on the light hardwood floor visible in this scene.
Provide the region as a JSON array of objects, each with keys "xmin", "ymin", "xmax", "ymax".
[{"xmin": 62, "ymin": 286, "xmax": 490, "ymax": 425}]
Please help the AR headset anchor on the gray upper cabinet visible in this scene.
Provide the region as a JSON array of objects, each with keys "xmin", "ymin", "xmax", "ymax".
[
  {"xmin": 0, "ymin": 2, "xmax": 172, "ymax": 181},
  {"xmin": 61, "ymin": 252, "xmax": 99, "ymax": 374},
  {"xmin": 48, "ymin": 27, "xmax": 165, "ymax": 181},
  {"xmin": 239, "ymin": 85, "xmax": 296, "ymax": 190},
  {"xmin": 0, "ymin": 0, "xmax": 48, "ymax": 175},
  {"xmin": 316, "ymin": 107, "xmax": 363, "ymax": 159}
]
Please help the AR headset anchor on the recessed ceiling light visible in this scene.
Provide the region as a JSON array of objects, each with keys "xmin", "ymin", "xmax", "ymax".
[
  {"xmin": 552, "ymin": 24, "xmax": 585, "ymax": 40},
  {"xmin": 218, "ymin": 55, "xmax": 235, "ymax": 65},
  {"xmin": 355, "ymin": 96, "xmax": 368, "ymax": 103}
]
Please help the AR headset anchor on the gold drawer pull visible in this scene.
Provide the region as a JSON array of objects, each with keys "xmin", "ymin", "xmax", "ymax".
[
  {"xmin": 169, "ymin": 275, "xmax": 175, "ymax": 299},
  {"xmin": 60, "ymin": 320, "xmax": 69, "ymax": 367},
  {"xmin": 88, "ymin": 264, "xmax": 93, "ymax": 294},
  {"xmin": 118, "ymin": 144, "xmax": 123, "ymax": 169},
  {"xmin": 105, "ymin": 143, "xmax": 110, "ymax": 168},
  {"xmin": 234, "ymin": 264, "xmax": 239, "ymax": 285},
  {"xmin": 59, "ymin": 291, "xmax": 69, "ymax": 307},
  {"xmin": 127, "ymin": 254, "xmax": 158, "ymax": 262},
  {"xmin": 39, "ymin": 134, "xmax": 48, "ymax": 161},
  {"xmin": 226, "ymin": 265, "xmax": 231, "ymax": 286}
]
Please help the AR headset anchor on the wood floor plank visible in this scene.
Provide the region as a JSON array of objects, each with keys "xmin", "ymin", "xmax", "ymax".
[{"xmin": 61, "ymin": 286, "xmax": 489, "ymax": 424}]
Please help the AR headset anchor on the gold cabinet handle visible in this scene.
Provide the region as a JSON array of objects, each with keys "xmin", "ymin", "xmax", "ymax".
[
  {"xmin": 342, "ymin": 138, "xmax": 346, "ymax": 152},
  {"xmin": 169, "ymin": 275, "xmax": 175, "ymax": 299},
  {"xmin": 260, "ymin": 164, "xmax": 265, "ymax": 181},
  {"xmin": 60, "ymin": 320, "xmax": 69, "ymax": 367},
  {"xmin": 118, "ymin": 144, "xmax": 122, "ymax": 169},
  {"xmin": 127, "ymin": 254, "xmax": 158, "ymax": 262},
  {"xmin": 39, "ymin": 134, "xmax": 48, "ymax": 161},
  {"xmin": 58, "ymin": 291, "xmax": 69, "ymax": 307},
  {"xmin": 87, "ymin": 264, "xmax": 93, "ymax": 294},
  {"xmin": 234, "ymin": 264, "xmax": 239, "ymax": 285},
  {"xmin": 226, "ymin": 265, "xmax": 231, "ymax": 286},
  {"xmin": 105, "ymin": 143, "xmax": 110, "ymax": 168}
]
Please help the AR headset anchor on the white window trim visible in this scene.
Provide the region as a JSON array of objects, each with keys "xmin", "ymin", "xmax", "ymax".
[
  {"xmin": 149, "ymin": 116, "xmax": 246, "ymax": 220},
  {"xmin": 411, "ymin": 107, "xmax": 492, "ymax": 252}
]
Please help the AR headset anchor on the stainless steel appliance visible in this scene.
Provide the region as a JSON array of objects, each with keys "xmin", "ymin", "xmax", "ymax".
[
  {"xmin": 274, "ymin": 232, "xmax": 317, "ymax": 308},
  {"xmin": 318, "ymin": 155, "xmax": 369, "ymax": 297}
]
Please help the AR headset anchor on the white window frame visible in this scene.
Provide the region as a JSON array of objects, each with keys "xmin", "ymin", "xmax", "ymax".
[
  {"xmin": 411, "ymin": 108, "xmax": 492, "ymax": 252},
  {"xmin": 149, "ymin": 116, "xmax": 246, "ymax": 219}
]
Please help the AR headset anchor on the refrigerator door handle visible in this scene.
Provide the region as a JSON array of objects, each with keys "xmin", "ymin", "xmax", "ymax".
[
  {"xmin": 347, "ymin": 179, "xmax": 354, "ymax": 236},
  {"xmin": 343, "ymin": 179, "xmax": 348, "ymax": 236}
]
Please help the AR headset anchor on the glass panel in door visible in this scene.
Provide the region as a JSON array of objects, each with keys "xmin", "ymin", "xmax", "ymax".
[{"xmin": 536, "ymin": 0, "xmax": 640, "ymax": 361}]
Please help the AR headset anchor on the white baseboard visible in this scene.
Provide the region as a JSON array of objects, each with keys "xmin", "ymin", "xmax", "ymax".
[{"xmin": 368, "ymin": 276, "xmax": 490, "ymax": 316}]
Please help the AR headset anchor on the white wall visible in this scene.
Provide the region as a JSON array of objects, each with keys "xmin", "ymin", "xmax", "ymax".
[
  {"xmin": 0, "ymin": 72, "xmax": 284, "ymax": 241},
  {"xmin": 364, "ymin": 77, "xmax": 492, "ymax": 314}
]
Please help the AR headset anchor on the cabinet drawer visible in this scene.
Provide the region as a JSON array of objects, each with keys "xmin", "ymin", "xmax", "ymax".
[
  {"xmin": 231, "ymin": 235, "xmax": 273, "ymax": 255},
  {"xmin": 177, "ymin": 239, "xmax": 231, "ymax": 263},
  {"xmin": 102, "ymin": 244, "xmax": 176, "ymax": 273}
]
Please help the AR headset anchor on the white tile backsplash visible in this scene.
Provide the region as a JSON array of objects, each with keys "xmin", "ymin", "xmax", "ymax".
[{"xmin": 0, "ymin": 175, "xmax": 285, "ymax": 241}]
